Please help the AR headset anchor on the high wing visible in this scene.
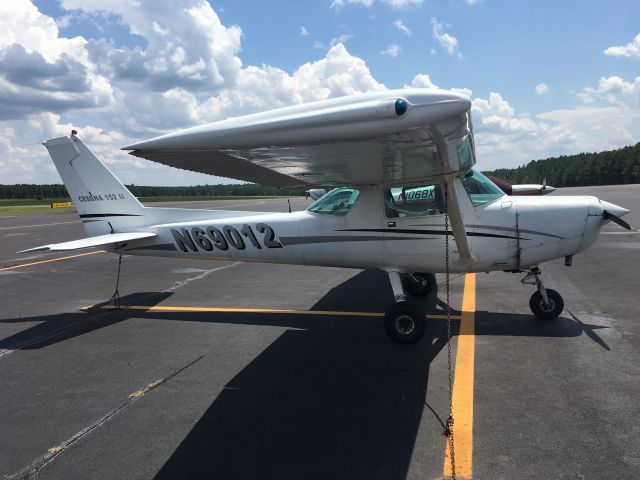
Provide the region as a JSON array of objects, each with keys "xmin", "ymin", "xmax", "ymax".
[{"xmin": 123, "ymin": 89, "xmax": 474, "ymax": 188}]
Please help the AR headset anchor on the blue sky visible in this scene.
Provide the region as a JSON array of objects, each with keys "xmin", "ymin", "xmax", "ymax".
[{"xmin": 1, "ymin": 0, "xmax": 639, "ymax": 185}]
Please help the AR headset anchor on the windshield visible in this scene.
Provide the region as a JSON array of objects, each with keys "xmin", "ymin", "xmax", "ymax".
[
  {"xmin": 457, "ymin": 135, "xmax": 475, "ymax": 172},
  {"xmin": 307, "ymin": 188, "xmax": 360, "ymax": 216},
  {"xmin": 460, "ymin": 169, "xmax": 505, "ymax": 206}
]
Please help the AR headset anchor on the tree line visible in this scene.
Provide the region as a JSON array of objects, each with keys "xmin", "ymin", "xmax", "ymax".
[
  {"xmin": 0, "ymin": 183, "xmax": 306, "ymax": 200},
  {"xmin": 3, "ymin": 142, "xmax": 639, "ymax": 199},
  {"xmin": 483, "ymin": 142, "xmax": 640, "ymax": 187}
]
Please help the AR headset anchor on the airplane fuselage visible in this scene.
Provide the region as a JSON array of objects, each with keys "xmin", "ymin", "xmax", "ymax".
[{"xmin": 113, "ymin": 180, "xmax": 608, "ymax": 274}]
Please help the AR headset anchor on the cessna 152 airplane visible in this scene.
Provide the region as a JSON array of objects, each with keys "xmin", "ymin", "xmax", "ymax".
[{"xmin": 25, "ymin": 89, "xmax": 631, "ymax": 343}]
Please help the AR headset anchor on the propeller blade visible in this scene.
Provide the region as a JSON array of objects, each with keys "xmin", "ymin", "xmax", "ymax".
[
  {"xmin": 603, "ymin": 210, "xmax": 631, "ymax": 230},
  {"xmin": 542, "ymin": 177, "xmax": 547, "ymax": 190}
]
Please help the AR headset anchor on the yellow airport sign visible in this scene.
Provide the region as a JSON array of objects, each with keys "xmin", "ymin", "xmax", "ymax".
[{"xmin": 51, "ymin": 201, "xmax": 74, "ymax": 209}]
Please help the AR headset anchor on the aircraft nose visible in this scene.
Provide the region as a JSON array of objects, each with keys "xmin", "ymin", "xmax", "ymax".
[{"xmin": 600, "ymin": 200, "xmax": 629, "ymax": 218}]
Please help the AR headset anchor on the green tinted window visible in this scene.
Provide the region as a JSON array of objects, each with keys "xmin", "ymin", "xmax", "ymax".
[
  {"xmin": 307, "ymin": 188, "xmax": 360, "ymax": 216},
  {"xmin": 460, "ymin": 169, "xmax": 505, "ymax": 206}
]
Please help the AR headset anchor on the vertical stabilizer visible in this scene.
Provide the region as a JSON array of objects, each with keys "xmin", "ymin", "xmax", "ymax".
[{"xmin": 43, "ymin": 134, "xmax": 145, "ymax": 236}]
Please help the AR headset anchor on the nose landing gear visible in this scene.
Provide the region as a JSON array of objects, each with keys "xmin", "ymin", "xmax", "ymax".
[
  {"xmin": 384, "ymin": 271, "xmax": 427, "ymax": 343},
  {"xmin": 522, "ymin": 267, "xmax": 564, "ymax": 319},
  {"xmin": 404, "ymin": 271, "xmax": 436, "ymax": 296}
]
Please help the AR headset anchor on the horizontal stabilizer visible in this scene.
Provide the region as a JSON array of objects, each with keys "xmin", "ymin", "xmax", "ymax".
[{"xmin": 19, "ymin": 232, "xmax": 157, "ymax": 253}]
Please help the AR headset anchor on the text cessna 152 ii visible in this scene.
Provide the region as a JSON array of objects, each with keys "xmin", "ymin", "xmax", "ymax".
[{"xmin": 27, "ymin": 89, "xmax": 631, "ymax": 343}]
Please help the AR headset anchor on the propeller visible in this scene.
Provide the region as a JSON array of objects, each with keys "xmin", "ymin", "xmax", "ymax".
[{"xmin": 603, "ymin": 210, "xmax": 631, "ymax": 230}]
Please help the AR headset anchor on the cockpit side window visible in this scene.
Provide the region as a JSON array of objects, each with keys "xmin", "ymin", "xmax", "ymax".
[
  {"xmin": 459, "ymin": 169, "xmax": 505, "ymax": 206},
  {"xmin": 384, "ymin": 184, "xmax": 444, "ymax": 218},
  {"xmin": 307, "ymin": 187, "xmax": 360, "ymax": 216}
]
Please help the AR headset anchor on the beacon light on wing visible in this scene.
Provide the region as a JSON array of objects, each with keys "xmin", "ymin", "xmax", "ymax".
[{"xmin": 395, "ymin": 98, "xmax": 408, "ymax": 116}]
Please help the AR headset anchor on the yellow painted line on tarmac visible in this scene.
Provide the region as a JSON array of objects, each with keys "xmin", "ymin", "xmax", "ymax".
[
  {"xmin": 0, "ymin": 250, "xmax": 105, "ymax": 271},
  {"xmin": 82, "ymin": 303, "xmax": 463, "ymax": 320},
  {"xmin": 444, "ymin": 273, "xmax": 476, "ymax": 479}
]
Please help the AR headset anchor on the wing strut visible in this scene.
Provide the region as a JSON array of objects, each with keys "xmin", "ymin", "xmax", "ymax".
[{"xmin": 444, "ymin": 178, "xmax": 474, "ymax": 263}]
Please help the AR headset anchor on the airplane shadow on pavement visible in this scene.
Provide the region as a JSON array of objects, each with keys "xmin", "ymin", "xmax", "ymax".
[
  {"xmin": 150, "ymin": 270, "xmax": 609, "ymax": 480},
  {"xmin": 0, "ymin": 291, "xmax": 173, "ymax": 351},
  {"xmin": 154, "ymin": 269, "xmax": 446, "ymax": 480},
  {"xmin": 0, "ymin": 270, "xmax": 610, "ymax": 480}
]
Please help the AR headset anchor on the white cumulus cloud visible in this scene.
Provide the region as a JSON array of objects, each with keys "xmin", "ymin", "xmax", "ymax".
[
  {"xmin": 61, "ymin": 0, "xmax": 243, "ymax": 94},
  {"xmin": 431, "ymin": 17, "xmax": 461, "ymax": 57},
  {"xmin": 578, "ymin": 75, "xmax": 640, "ymax": 106},
  {"xmin": 0, "ymin": 0, "xmax": 638, "ymax": 185},
  {"xmin": 0, "ymin": 1, "xmax": 113, "ymax": 119},
  {"xmin": 0, "ymin": 2, "xmax": 388, "ymax": 184},
  {"xmin": 604, "ymin": 34, "xmax": 640, "ymax": 59},
  {"xmin": 405, "ymin": 73, "xmax": 438, "ymax": 89}
]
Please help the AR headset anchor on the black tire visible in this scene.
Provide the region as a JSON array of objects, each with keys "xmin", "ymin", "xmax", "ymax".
[
  {"xmin": 384, "ymin": 301, "xmax": 427, "ymax": 343},
  {"xmin": 529, "ymin": 289, "xmax": 564, "ymax": 320},
  {"xmin": 403, "ymin": 272, "xmax": 436, "ymax": 297}
]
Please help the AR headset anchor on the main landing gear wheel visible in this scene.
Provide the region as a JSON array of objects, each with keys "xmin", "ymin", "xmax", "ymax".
[
  {"xmin": 384, "ymin": 301, "xmax": 427, "ymax": 344},
  {"xmin": 529, "ymin": 289, "xmax": 564, "ymax": 320},
  {"xmin": 403, "ymin": 272, "xmax": 436, "ymax": 297}
]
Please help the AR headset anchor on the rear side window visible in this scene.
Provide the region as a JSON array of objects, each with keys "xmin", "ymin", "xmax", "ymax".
[{"xmin": 384, "ymin": 184, "xmax": 444, "ymax": 218}]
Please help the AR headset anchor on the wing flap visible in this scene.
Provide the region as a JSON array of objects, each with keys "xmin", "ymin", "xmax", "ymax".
[
  {"xmin": 19, "ymin": 232, "xmax": 157, "ymax": 253},
  {"xmin": 128, "ymin": 149, "xmax": 307, "ymax": 187}
]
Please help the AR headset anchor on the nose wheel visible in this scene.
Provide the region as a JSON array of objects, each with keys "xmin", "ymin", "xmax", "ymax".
[
  {"xmin": 522, "ymin": 267, "xmax": 564, "ymax": 319},
  {"xmin": 529, "ymin": 289, "xmax": 564, "ymax": 319}
]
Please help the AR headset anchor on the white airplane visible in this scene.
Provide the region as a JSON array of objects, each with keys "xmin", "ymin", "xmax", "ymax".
[
  {"xmin": 512, "ymin": 179, "xmax": 556, "ymax": 195},
  {"xmin": 305, "ymin": 189, "xmax": 327, "ymax": 201},
  {"xmin": 487, "ymin": 176, "xmax": 557, "ymax": 196},
  {"xmin": 24, "ymin": 89, "xmax": 631, "ymax": 343}
]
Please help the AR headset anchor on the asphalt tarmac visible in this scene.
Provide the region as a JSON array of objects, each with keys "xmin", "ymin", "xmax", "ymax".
[{"xmin": 1, "ymin": 187, "xmax": 639, "ymax": 480}]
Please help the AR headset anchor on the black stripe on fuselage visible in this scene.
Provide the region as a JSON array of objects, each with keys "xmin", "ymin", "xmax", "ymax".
[
  {"xmin": 78, "ymin": 213, "xmax": 143, "ymax": 218},
  {"xmin": 279, "ymin": 235, "xmax": 435, "ymax": 246},
  {"xmin": 337, "ymin": 228, "xmax": 526, "ymax": 240},
  {"xmin": 411, "ymin": 223, "xmax": 564, "ymax": 240}
]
